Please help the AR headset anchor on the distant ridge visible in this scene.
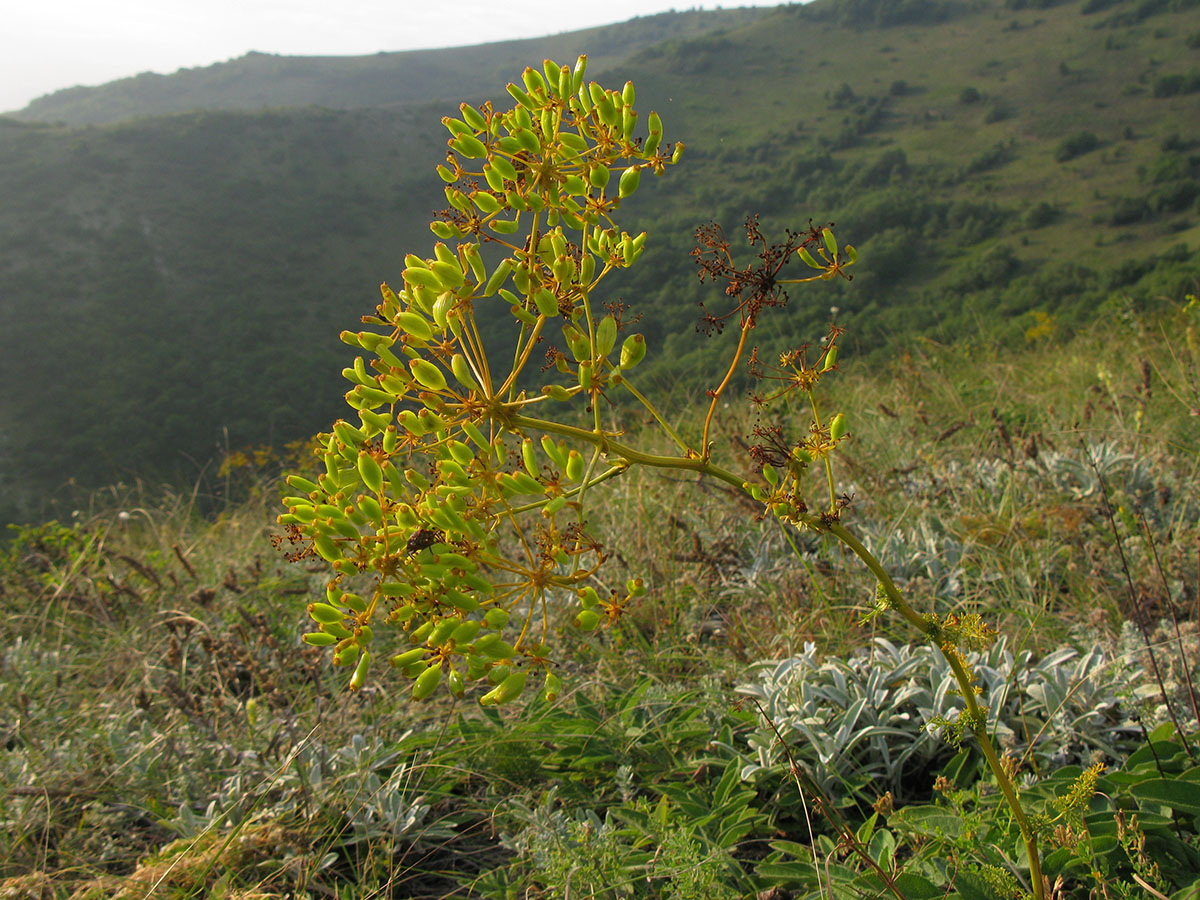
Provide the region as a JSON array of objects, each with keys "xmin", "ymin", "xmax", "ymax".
[
  {"xmin": 9, "ymin": 8, "xmax": 773, "ymax": 125},
  {"xmin": 2, "ymin": 0, "xmax": 1200, "ymax": 525}
]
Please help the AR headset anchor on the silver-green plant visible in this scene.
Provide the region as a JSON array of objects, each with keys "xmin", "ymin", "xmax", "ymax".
[
  {"xmin": 738, "ymin": 638, "xmax": 1143, "ymax": 805},
  {"xmin": 278, "ymin": 55, "xmax": 1070, "ymax": 897}
]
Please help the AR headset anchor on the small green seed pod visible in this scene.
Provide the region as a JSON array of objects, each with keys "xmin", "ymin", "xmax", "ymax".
[
  {"xmin": 619, "ymin": 333, "xmax": 646, "ymax": 369},
  {"xmin": 596, "ymin": 315, "xmax": 618, "ymax": 357},
  {"xmin": 302, "ymin": 631, "xmax": 339, "ymax": 646},
  {"xmin": 618, "ymin": 166, "xmax": 641, "ymax": 199},
  {"xmin": 358, "ymin": 452, "xmax": 384, "ymax": 494},
  {"xmin": 410, "ymin": 662, "xmax": 441, "ymax": 700},
  {"xmin": 543, "ymin": 671, "xmax": 562, "ymax": 702},
  {"xmin": 829, "ymin": 413, "xmax": 847, "ymax": 442},
  {"xmin": 481, "ymin": 670, "xmax": 527, "ymax": 705},
  {"xmin": 565, "ymin": 450, "xmax": 585, "ymax": 483},
  {"xmin": 390, "ymin": 647, "xmax": 428, "ymax": 669},
  {"xmin": 410, "ymin": 359, "xmax": 448, "ymax": 392},
  {"xmin": 483, "ymin": 607, "xmax": 509, "ymax": 629},
  {"xmin": 307, "ymin": 602, "xmax": 346, "ymax": 625}
]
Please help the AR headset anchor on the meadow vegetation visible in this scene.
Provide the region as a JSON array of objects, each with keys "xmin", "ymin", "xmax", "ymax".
[
  {"xmin": 2, "ymin": 6, "xmax": 1200, "ymax": 895},
  {"xmin": 1, "ymin": 294, "xmax": 1197, "ymax": 899},
  {"xmin": 4, "ymin": 0, "xmax": 1200, "ymax": 523}
]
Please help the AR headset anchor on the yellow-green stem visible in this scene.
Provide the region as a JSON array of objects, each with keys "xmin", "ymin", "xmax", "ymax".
[
  {"xmin": 826, "ymin": 520, "xmax": 1045, "ymax": 900},
  {"xmin": 508, "ymin": 414, "xmax": 747, "ymax": 490},
  {"xmin": 701, "ymin": 322, "xmax": 752, "ymax": 456},
  {"xmin": 805, "ymin": 389, "xmax": 838, "ymax": 514},
  {"xmin": 618, "ymin": 376, "xmax": 691, "ymax": 453}
]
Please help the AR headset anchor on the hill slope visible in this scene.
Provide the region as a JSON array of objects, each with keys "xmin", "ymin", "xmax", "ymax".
[
  {"xmin": 2, "ymin": 0, "xmax": 1200, "ymax": 524},
  {"xmin": 8, "ymin": 9, "xmax": 771, "ymax": 124}
]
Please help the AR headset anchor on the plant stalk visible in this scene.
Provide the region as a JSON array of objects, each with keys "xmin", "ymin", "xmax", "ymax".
[{"xmin": 826, "ymin": 521, "xmax": 1045, "ymax": 900}]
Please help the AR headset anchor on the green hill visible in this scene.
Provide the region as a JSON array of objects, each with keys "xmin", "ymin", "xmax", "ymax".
[
  {"xmin": 2, "ymin": 0, "xmax": 1200, "ymax": 524},
  {"xmin": 7, "ymin": 9, "xmax": 771, "ymax": 124}
]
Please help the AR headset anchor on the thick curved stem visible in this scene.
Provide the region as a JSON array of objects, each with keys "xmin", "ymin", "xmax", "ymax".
[{"xmin": 825, "ymin": 520, "xmax": 1045, "ymax": 900}]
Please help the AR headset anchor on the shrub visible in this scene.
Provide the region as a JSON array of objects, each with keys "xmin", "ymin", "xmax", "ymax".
[
  {"xmin": 1024, "ymin": 200, "xmax": 1059, "ymax": 228},
  {"xmin": 1054, "ymin": 130, "xmax": 1100, "ymax": 162}
]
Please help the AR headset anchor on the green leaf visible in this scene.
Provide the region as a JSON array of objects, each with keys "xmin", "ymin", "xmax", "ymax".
[
  {"xmin": 890, "ymin": 804, "xmax": 965, "ymax": 839},
  {"xmin": 1169, "ymin": 876, "xmax": 1200, "ymax": 900},
  {"xmin": 1131, "ymin": 778, "xmax": 1200, "ymax": 816},
  {"xmin": 951, "ymin": 870, "xmax": 1007, "ymax": 900},
  {"xmin": 855, "ymin": 870, "xmax": 942, "ymax": 899}
]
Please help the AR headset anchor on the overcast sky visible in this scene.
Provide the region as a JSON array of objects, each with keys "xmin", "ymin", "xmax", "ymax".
[{"xmin": 2, "ymin": 1, "xmax": 795, "ymax": 114}]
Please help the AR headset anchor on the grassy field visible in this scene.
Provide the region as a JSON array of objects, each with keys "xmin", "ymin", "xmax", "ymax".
[
  {"xmin": 4, "ymin": 0, "xmax": 1200, "ymax": 526},
  {"xmin": 3, "ymin": 295, "xmax": 1198, "ymax": 898}
]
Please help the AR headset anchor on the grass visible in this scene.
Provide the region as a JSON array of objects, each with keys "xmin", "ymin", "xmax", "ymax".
[
  {"xmin": 2, "ymin": 296, "xmax": 1198, "ymax": 898},
  {"xmin": 6, "ymin": 0, "xmax": 1200, "ymax": 525}
]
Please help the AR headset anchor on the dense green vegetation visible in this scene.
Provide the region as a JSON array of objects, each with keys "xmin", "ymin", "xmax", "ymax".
[
  {"xmin": 2, "ymin": 0, "xmax": 1199, "ymax": 529},
  {"xmin": 7, "ymin": 9, "xmax": 771, "ymax": 125},
  {"xmin": 3, "ymin": 303, "xmax": 1197, "ymax": 898}
]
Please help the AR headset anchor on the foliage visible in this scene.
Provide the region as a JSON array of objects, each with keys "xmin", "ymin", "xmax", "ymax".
[
  {"xmin": 2, "ymin": 296, "xmax": 1199, "ymax": 896},
  {"xmin": 1054, "ymin": 131, "xmax": 1100, "ymax": 163},
  {"xmin": 270, "ymin": 54, "xmax": 1200, "ymax": 899},
  {"xmin": 6, "ymin": 0, "xmax": 1200, "ymax": 524}
]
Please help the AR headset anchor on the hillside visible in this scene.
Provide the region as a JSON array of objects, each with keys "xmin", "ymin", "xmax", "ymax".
[
  {"xmin": 2, "ymin": 0, "xmax": 1200, "ymax": 524},
  {"xmin": 7, "ymin": 9, "xmax": 771, "ymax": 124}
]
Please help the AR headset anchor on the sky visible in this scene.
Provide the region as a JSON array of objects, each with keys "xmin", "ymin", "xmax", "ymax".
[{"xmin": 2, "ymin": 0, "xmax": 796, "ymax": 114}]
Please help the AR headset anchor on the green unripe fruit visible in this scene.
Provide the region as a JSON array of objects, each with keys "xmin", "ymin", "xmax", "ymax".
[
  {"xmin": 427, "ymin": 617, "xmax": 459, "ymax": 647},
  {"xmin": 321, "ymin": 623, "xmax": 354, "ymax": 642},
  {"xmin": 822, "ymin": 345, "xmax": 838, "ymax": 371},
  {"xmin": 410, "ymin": 359, "xmax": 448, "ymax": 392},
  {"xmin": 540, "ymin": 436, "xmax": 566, "ymax": 468},
  {"xmin": 396, "ymin": 311, "xmax": 434, "ymax": 341},
  {"xmin": 490, "ymin": 155, "xmax": 518, "ymax": 182},
  {"xmin": 302, "ymin": 631, "xmax": 338, "ymax": 646},
  {"xmin": 357, "ymin": 452, "xmax": 384, "ymax": 494},
  {"xmin": 450, "ymin": 620, "xmax": 482, "ymax": 644},
  {"xmin": 349, "ymin": 649, "xmax": 371, "ymax": 690},
  {"xmin": 565, "ymin": 450, "xmax": 584, "ymax": 483},
  {"xmin": 451, "ymin": 133, "xmax": 487, "ymax": 159},
  {"xmin": 618, "ymin": 167, "xmax": 640, "ymax": 198},
  {"xmin": 308, "ymin": 602, "xmax": 346, "ymax": 625},
  {"xmin": 596, "ymin": 315, "xmax": 618, "ymax": 357},
  {"xmin": 390, "ymin": 647, "xmax": 428, "ymax": 668},
  {"xmin": 286, "ymin": 475, "xmax": 320, "ymax": 494},
  {"xmin": 341, "ymin": 592, "xmax": 368, "ymax": 613},
  {"xmin": 823, "ymin": 227, "xmax": 838, "ymax": 258},
  {"xmin": 543, "ymin": 671, "xmax": 562, "ymax": 702},
  {"xmin": 358, "ymin": 495, "xmax": 383, "ymax": 523},
  {"xmin": 460, "ymin": 102, "xmax": 486, "ymax": 131},
  {"xmin": 829, "ymin": 413, "xmax": 847, "ymax": 442},
  {"xmin": 619, "ymin": 334, "xmax": 646, "ymax": 369},
  {"xmin": 411, "ymin": 663, "xmax": 442, "ymax": 700},
  {"xmin": 575, "ymin": 609, "xmax": 601, "ymax": 629},
  {"xmin": 522, "ymin": 438, "xmax": 540, "ymax": 478},
  {"xmin": 481, "ymin": 670, "xmax": 527, "ymax": 705},
  {"xmin": 483, "ymin": 258, "xmax": 513, "ymax": 296},
  {"xmin": 534, "ymin": 288, "xmax": 559, "ymax": 318},
  {"xmin": 483, "ymin": 607, "xmax": 510, "ymax": 628}
]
